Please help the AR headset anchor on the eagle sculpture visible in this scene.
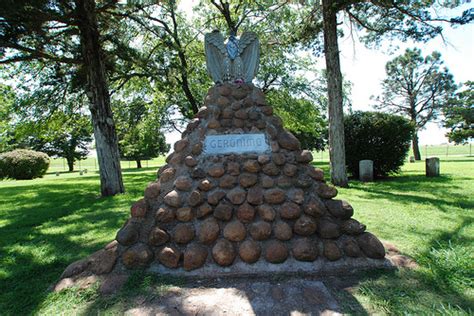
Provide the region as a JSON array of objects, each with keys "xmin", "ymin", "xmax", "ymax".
[{"xmin": 204, "ymin": 30, "xmax": 260, "ymax": 84}]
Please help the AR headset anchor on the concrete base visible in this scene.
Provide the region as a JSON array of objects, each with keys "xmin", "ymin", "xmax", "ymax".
[{"xmin": 147, "ymin": 257, "xmax": 393, "ymax": 279}]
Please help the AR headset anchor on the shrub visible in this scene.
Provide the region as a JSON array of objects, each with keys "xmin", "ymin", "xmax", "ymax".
[
  {"xmin": 0, "ymin": 149, "xmax": 50, "ymax": 180},
  {"xmin": 344, "ymin": 111, "xmax": 413, "ymax": 178}
]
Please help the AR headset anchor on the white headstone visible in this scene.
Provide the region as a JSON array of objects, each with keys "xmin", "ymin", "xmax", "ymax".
[
  {"xmin": 359, "ymin": 160, "xmax": 374, "ymax": 182},
  {"xmin": 425, "ymin": 157, "xmax": 440, "ymax": 177}
]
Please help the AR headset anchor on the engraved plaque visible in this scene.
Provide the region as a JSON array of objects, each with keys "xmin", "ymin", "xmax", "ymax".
[{"xmin": 204, "ymin": 133, "xmax": 270, "ymax": 155}]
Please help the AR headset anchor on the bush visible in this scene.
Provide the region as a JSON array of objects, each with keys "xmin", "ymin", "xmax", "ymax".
[
  {"xmin": 0, "ymin": 149, "xmax": 50, "ymax": 180},
  {"xmin": 344, "ymin": 111, "xmax": 413, "ymax": 178}
]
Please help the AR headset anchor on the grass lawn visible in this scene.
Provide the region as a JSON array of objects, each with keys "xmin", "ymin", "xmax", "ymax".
[{"xmin": 0, "ymin": 156, "xmax": 473, "ymax": 315}]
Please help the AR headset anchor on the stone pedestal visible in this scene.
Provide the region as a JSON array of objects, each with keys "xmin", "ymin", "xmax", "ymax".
[
  {"xmin": 359, "ymin": 160, "xmax": 374, "ymax": 182},
  {"xmin": 426, "ymin": 157, "xmax": 440, "ymax": 177}
]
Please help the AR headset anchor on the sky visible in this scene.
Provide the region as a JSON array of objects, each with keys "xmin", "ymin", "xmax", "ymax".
[
  {"xmin": 164, "ymin": 2, "xmax": 474, "ymax": 149},
  {"xmin": 335, "ymin": 6, "xmax": 474, "ymax": 145}
]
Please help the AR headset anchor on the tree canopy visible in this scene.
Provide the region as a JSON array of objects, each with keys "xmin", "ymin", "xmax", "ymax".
[
  {"xmin": 374, "ymin": 48, "xmax": 457, "ymax": 160},
  {"xmin": 444, "ymin": 81, "xmax": 474, "ymax": 144}
]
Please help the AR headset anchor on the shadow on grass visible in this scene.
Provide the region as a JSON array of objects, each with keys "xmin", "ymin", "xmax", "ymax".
[
  {"xmin": 334, "ymin": 217, "xmax": 473, "ymax": 314},
  {"xmin": 0, "ymin": 172, "xmax": 156, "ymax": 315}
]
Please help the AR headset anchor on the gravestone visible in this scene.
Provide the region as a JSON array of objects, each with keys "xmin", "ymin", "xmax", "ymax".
[
  {"xmin": 409, "ymin": 156, "xmax": 415, "ymax": 163},
  {"xmin": 57, "ymin": 31, "xmax": 388, "ymax": 285},
  {"xmin": 359, "ymin": 160, "xmax": 374, "ymax": 182},
  {"xmin": 426, "ymin": 157, "xmax": 440, "ymax": 177}
]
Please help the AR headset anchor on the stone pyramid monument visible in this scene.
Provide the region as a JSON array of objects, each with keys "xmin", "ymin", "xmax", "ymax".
[{"xmin": 57, "ymin": 31, "xmax": 388, "ymax": 285}]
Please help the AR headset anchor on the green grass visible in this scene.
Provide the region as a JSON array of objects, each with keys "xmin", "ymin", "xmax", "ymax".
[{"xmin": 0, "ymin": 155, "xmax": 473, "ymax": 315}]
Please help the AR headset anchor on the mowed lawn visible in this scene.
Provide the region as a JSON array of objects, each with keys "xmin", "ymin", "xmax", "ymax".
[{"xmin": 0, "ymin": 156, "xmax": 472, "ymax": 315}]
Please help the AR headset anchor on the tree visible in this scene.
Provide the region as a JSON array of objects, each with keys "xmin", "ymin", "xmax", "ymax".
[
  {"xmin": 444, "ymin": 81, "xmax": 474, "ymax": 144},
  {"xmin": 374, "ymin": 48, "xmax": 457, "ymax": 160},
  {"xmin": 0, "ymin": 84, "xmax": 15, "ymax": 152},
  {"xmin": 300, "ymin": 1, "xmax": 472, "ymax": 185},
  {"xmin": 1, "ymin": 0, "xmax": 126, "ymax": 196},
  {"xmin": 114, "ymin": 99, "xmax": 170, "ymax": 168}
]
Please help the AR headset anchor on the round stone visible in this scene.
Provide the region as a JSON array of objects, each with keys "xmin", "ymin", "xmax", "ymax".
[
  {"xmin": 272, "ymin": 153, "xmax": 286, "ymax": 166},
  {"xmin": 188, "ymin": 190, "xmax": 203, "ymax": 207},
  {"xmin": 239, "ymin": 240, "xmax": 261, "ymax": 263},
  {"xmin": 212, "ymin": 239, "xmax": 236, "ymax": 266},
  {"xmin": 294, "ymin": 215, "xmax": 317, "ymax": 236},
  {"xmin": 249, "ymin": 221, "xmax": 272, "ymax": 240},
  {"xmin": 219, "ymin": 175, "xmax": 237, "ymax": 188},
  {"xmin": 198, "ymin": 218, "xmax": 220, "ymax": 244},
  {"xmin": 325, "ymin": 200, "xmax": 354, "ymax": 219},
  {"xmin": 288, "ymin": 189, "xmax": 304, "ymax": 204},
  {"xmin": 208, "ymin": 164, "xmax": 225, "ymax": 178},
  {"xmin": 296, "ymin": 150, "xmax": 313, "ymax": 163},
  {"xmin": 198, "ymin": 179, "xmax": 213, "ymax": 191},
  {"xmin": 191, "ymin": 167, "xmax": 206, "ymax": 179},
  {"xmin": 257, "ymin": 155, "xmax": 271, "ymax": 165},
  {"xmin": 183, "ymin": 244, "xmax": 208, "ymax": 271},
  {"xmin": 274, "ymin": 221, "xmax": 292, "ymax": 241},
  {"xmin": 264, "ymin": 188, "xmax": 286, "ymax": 204},
  {"xmin": 184, "ymin": 156, "xmax": 198, "ymax": 167},
  {"xmin": 214, "ymin": 202, "xmax": 233, "ymax": 221},
  {"xmin": 155, "ymin": 206, "xmax": 175, "ymax": 223},
  {"xmin": 197, "ymin": 203, "xmax": 213, "ymax": 218},
  {"xmin": 261, "ymin": 176, "xmax": 275, "ymax": 188},
  {"xmin": 277, "ymin": 131, "xmax": 301, "ymax": 150},
  {"xmin": 357, "ymin": 233, "xmax": 385, "ymax": 259},
  {"xmin": 122, "ymin": 243, "xmax": 153, "ymax": 268},
  {"xmin": 257, "ymin": 204, "xmax": 276, "ymax": 221},
  {"xmin": 239, "ymin": 173, "xmax": 258, "ymax": 188},
  {"xmin": 343, "ymin": 238, "xmax": 362, "ymax": 257},
  {"xmin": 160, "ymin": 167, "xmax": 176, "ymax": 182},
  {"xmin": 226, "ymin": 161, "xmax": 240, "ymax": 175},
  {"xmin": 237, "ymin": 203, "xmax": 256, "ymax": 223},
  {"xmin": 308, "ymin": 167, "xmax": 324, "ymax": 181},
  {"xmin": 323, "ymin": 240, "xmax": 343, "ymax": 261},
  {"xmin": 131, "ymin": 199, "xmax": 147, "ymax": 218},
  {"xmin": 174, "ymin": 176, "xmax": 193, "ymax": 191},
  {"xmin": 318, "ymin": 219, "xmax": 341, "ymax": 239},
  {"xmin": 283, "ymin": 164, "xmax": 298, "ymax": 177},
  {"xmin": 247, "ymin": 186, "xmax": 263, "ymax": 205},
  {"xmin": 293, "ymin": 238, "xmax": 318, "ymax": 261},
  {"xmin": 176, "ymin": 207, "xmax": 193, "ymax": 222},
  {"xmin": 208, "ymin": 189, "xmax": 226, "ymax": 205},
  {"xmin": 164, "ymin": 190, "xmax": 182, "ymax": 208},
  {"xmin": 243, "ymin": 160, "xmax": 261, "ymax": 173},
  {"xmin": 262, "ymin": 163, "xmax": 280, "ymax": 176},
  {"xmin": 341, "ymin": 219, "xmax": 366, "ymax": 235},
  {"xmin": 304, "ymin": 198, "xmax": 327, "ymax": 217},
  {"xmin": 116, "ymin": 223, "xmax": 139, "ymax": 246},
  {"xmin": 223, "ymin": 221, "xmax": 246, "ymax": 241},
  {"xmin": 157, "ymin": 246, "xmax": 181, "ymax": 268},
  {"xmin": 144, "ymin": 182, "xmax": 160, "ymax": 199},
  {"xmin": 280, "ymin": 202, "xmax": 301, "ymax": 219},
  {"xmin": 173, "ymin": 223, "xmax": 195, "ymax": 244},
  {"xmin": 148, "ymin": 227, "xmax": 169, "ymax": 246},
  {"xmin": 264, "ymin": 241, "xmax": 288, "ymax": 263},
  {"xmin": 207, "ymin": 119, "xmax": 220, "ymax": 129},
  {"xmin": 226, "ymin": 187, "xmax": 247, "ymax": 204},
  {"xmin": 277, "ymin": 176, "xmax": 294, "ymax": 188},
  {"xmin": 317, "ymin": 183, "xmax": 338, "ymax": 199},
  {"xmin": 192, "ymin": 143, "xmax": 203, "ymax": 155}
]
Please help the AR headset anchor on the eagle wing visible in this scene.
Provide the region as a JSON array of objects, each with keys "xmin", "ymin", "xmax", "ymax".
[
  {"xmin": 239, "ymin": 32, "xmax": 260, "ymax": 83},
  {"xmin": 205, "ymin": 31, "xmax": 226, "ymax": 83}
]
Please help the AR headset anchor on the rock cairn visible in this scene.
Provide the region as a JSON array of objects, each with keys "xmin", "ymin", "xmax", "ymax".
[{"xmin": 113, "ymin": 83, "xmax": 385, "ymax": 271}]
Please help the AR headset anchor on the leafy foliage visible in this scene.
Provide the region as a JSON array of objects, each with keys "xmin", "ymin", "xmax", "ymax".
[
  {"xmin": 444, "ymin": 81, "xmax": 474, "ymax": 144},
  {"xmin": 374, "ymin": 48, "xmax": 457, "ymax": 159},
  {"xmin": 344, "ymin": 111, "xmax": 413, "ymax": 178},
  {"xmin": 114, "ymin": 98, "xmax": 170, "ymax": 168},
  {"xmin": 0, "ymin": 149, "xmax": 50, "ymax": 180}
]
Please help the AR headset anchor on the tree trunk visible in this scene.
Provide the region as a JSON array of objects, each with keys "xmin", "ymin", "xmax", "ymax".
[
  {"xmin": 136, "ymin": 160, "xmax": 142, "ymax": 169},
  {"xmin": 322, "ymin": 0, "xmax": 348, "ymax": 187},
  {"xmin": 75, "ymin": 0, "xmax": 124, "ymax": 196},
  {"xmin": 412, "ymin": 131, "xmax": 421, "ymax": 160},
  {"xmin": 67, "ymin": 157, "xmax": 74, "ymax": 172}
]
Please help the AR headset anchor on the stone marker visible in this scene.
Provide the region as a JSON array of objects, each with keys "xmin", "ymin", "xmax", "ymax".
[
  {"xmin": 359, "ymin": 160, "xmax": 374, "ymax": 182},
  {"xmin": 56, "ymin": 30, "xmax": 388, "ymax": 289},
  {"xmin": 426, "ymin": 157, "xmax": 440, "ymax": 177},
  {"xmin": 409, "ymin": 156, "xmax": 415, "ymax": 163}
]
